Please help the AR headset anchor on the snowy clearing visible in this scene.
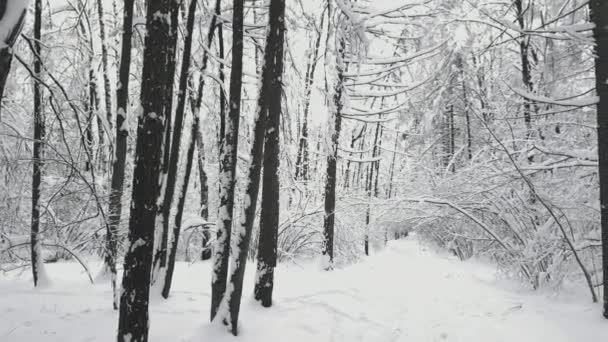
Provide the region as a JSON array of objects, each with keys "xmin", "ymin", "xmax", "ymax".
[{"xmin": 1, "ymin": 236, "xmax": 605, "ymax": 342}]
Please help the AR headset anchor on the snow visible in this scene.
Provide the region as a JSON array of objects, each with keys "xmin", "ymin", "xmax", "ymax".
[{"xmin": 1, "ymin": 237, "xmax": 606, "ymax": 341}]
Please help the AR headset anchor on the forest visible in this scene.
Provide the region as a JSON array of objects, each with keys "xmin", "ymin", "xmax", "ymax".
[{"xmin": 0, "ymin": 0, "xmax": 607, "ymax": 341}]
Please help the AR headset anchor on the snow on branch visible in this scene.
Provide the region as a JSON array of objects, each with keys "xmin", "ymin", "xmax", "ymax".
[
  {"xmin": 511, "ymin": 87, "xmax": 598, "ymax": 107},
  {"xmin": 347, "ymin": 40, "xmax": 446, "ymax": 65}
]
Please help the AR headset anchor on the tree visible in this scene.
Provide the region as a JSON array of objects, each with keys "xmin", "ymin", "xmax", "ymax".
[
  {"xmin": 253, "ymin": 0, "xmax": 285, "ymax": 306},
  {"xmin": 154, "ymin": 0, "xmax": 180, "ymax": 278},
  {"xmin": 0, "ymin": 0, "xmax": 29, "ymax": 118},
  {"xmin": 161, "ymin": 0, "xmax": 198, "ymax": 299},
  {"xmin": 211, "ymin": 0, "xmax": 245, "ymax": 322},
  {"xmin": 117, "ymin": 0, "xmax": 175, "ymax": 339},
  {"xmin": 220, "ymin": 0, "xmax": 286, "ymax": 333},
  {"xmin": 589, "ymin": 0, "xmax": 608, "ymax": 319},
  {"xmin": 322, "ymin": 7, "xmax": 345, "ymax": 269},
  {"xmin": 106, "ymin": 0, "xmax": 135, "ymax": 309},
  {"xmin": 95, "ymin": 0, "xmax": 113, "ymax": 172},
  {"xmin": 30, "ymin": 0, "xmax": 45, "ymax": 287}
]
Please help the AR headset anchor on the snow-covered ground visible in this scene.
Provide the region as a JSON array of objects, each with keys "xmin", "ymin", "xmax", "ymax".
[{"xmin": 1, "ymin": 237, "xmax": 606, "ymax": 341}]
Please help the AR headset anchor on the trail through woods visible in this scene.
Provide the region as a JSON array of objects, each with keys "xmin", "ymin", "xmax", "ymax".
[{"xmin": 0, "ymin": 236, "xmax": 606, "ymax": 341}]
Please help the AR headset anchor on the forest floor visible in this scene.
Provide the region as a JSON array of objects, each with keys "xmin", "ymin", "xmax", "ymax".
[{"xmin": 0, "ymin": 235, "xmax": 606, "ymax": 341}]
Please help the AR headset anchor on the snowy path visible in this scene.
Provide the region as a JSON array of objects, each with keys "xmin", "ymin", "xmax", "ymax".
[{"xmin": 1, "ymin": 237, "xmax": 606, "ymax": 341}]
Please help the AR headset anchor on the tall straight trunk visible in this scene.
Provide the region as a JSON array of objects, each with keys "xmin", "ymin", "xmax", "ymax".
[
  {"xmin": 295, "ymin": 11, "xmax": 325, "ymax": 181},
  {"xmin": 162, "ymin": 0, "xmax": 197, "ymax": 299},
  {"xmin": 97, "ymin": 0, "xmax": 112, "ymax": 149},
  {"xmin": 224, "ymin": 0, "xmax": 285, "ymax": 333},
  {"xmin": 106, "ymin": 0, "xmax": 134, "ymax": 310},
  {"xmin": 322, "ymin": 34, "xmax": 345, "ymax": 269},
  {"xmin": 344, "ymin": 125, "xmax": 365, "ymax": 189},
  {"xmin": 196, "ymin": 134, "xmax": 211, "ymax": 260},
  {"xmin": 387, "ymin": 132, "xmax": 399, "ymax": 198},
  {"xmin": 443, "ymin": 104, "xmax": 455, "ymax": 172},
  {"xmin": 365, "ymin": 121, "xmax": 380, "ymax": 255},
  {"xmin": 459, "ymin": 56, "xmax": 472, "ymax": 160},
  {"xmin": 211, "ymin": 0, "xmax": 244, "ymax": 322},
  {"xmin": 254, "ymin": 0, "xmax": 285, "ymax": 308},
  {"xmin": 364, "ymin": 164, "xmax": 371, "ymax": 255},
  {"xmin": 117, "ymin": 0, "xmax": 173, "ymax": 340},
  {"xmin": 590, "ymin": 0, "xmax": 608, "ymax": 319},
  {"xmin": 217, "ymin": 15, "xmax": 226, "ymax": 149},
  {"xmin": 30, "ymin": 0, "xmax": 44, "ymax": 287},
  {"xmin": 85, "ymin": 67, "xmax": 98, "ymax": 171},
  {"xmin": 155, "ymin": 0, "xmax": 180, "ymax": 273},
  {"xmin": 514, "ymin": 0, "xmax": 533, "ymax": 134},
  {"xmin": 0, "ymin": 1, "xmax": 27, "ymax": 119},
  {"xmin": 188, "ymin": 0, "xmax": 222, "ymax": 262}
]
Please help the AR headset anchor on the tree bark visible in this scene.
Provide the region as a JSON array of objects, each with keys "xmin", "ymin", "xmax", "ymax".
[
  {"xmin": 117, "ymin": 0, "xmax": 174, "ymax": 339},
  {"xmin": 30, "ymin": 0, "xmax": 44, "ymax": 288},
  {"xmin": 211, "ymin": 0, "xmax": 244, "ymax": 323},
  {"xmin": 224, "ymin": 0, "xmax": 285, "ymax": 333},
  {"xmin": 589, "ymin": 0, "xmax": 608, "ymax": 319},
  {"xmin": 254, "ymin": 0, "xmax": 285, "ymax": 308},
  {"xmin": 188, "ymin": 0, "xmax": 222, "ymax": 262},
  {"xmin": 95, "ymin": 0, "xmax": 114, "ymax": 158},
  {"xmin": 161, "ymin": 0, "xmax": 197, "ymax": 299},
  {"xmin": 155, "ymin": 0, "xmax": 180, "ymax": 275},
  {"xmin": 322, "ymin": 33, "xmax": 345, "ymax": 269},
  {"xmin": 514, "ymin": 0, "xmax": 533, "ymax": 136},
  {"xmin": 106, "ymin": 0, "xmax": 134, "ymax": 310}
]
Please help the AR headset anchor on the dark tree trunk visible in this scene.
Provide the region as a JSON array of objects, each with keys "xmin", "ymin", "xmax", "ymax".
[
  {"xmin": 117, "ymin": 0, "xmax": 173, "ymax": 339},
  {"xmin": 225, "ymin": 0, "xmax": 285, "ymax": 333},
  {"xmin": 162, "ymin": 0, "xmax": 197, "ymax": 299},
  {"xmin": 458, "ymin": 55, "xmax": 472, "ymax": 160},
  {"xmin": 107, "ymin": 0, "xmax": 134, "ymax": 310},
  {"xmin": 155, "ymin": 0, "xmax": 180, "ymax": 274},
  {"xmin": 387, "ymin": 133, "xmax": 399, "ymax": 198},
  {"xmin": 365, "ymin": 121, "xmax": 381, "ymax": 255},
  {"xmin": 590, "ymin": 0, "xmax": 608, "ymax": 319},
  {"xmin": 322, "ymin": 34, "xmax": 345, "ymax": 269},
  {"xmin": 514, "ymin": 0, "xmax": 533, "ymax": 135},
  {"xmin": 254, "ymin": 0, "xmax": 285, "ymax": 308},
  {"xmin": 30, "ymin": 0, "xmax": 44, "ymax": 288},
  {"xmin": 197, "ymin": 133, "xmax": 211, "ymax": 261},
  {"xmin": 344, "ymin": 125, "xmax": 365, "ymax": 189},
  {"xmin": 217, "ymin": 14, "xmax": 226, "ymax": 149},
  {"xmin": 211, "ymin": 0, "xmax": 244, "ymax": 323}
]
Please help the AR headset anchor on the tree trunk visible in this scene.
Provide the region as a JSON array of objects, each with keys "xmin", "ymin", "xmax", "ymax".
[
  {"xmin": 30, "ymin": 0, "xmax": 45, "ymax": 288},
  {"xmin": 211, "ymin": 0, "xmax": 244, "ymax": 323},
  {"xmin": 161, "ymin": 0, "xmax": 197, "ymax": 299},
  {"xmin": 387, "ymin": 132, "xmax": 399, "ymax": 198},
  {"xmin": 224, "ymin": 0, "xmax": 285, "ymax": 333},
  {"xmin": 155, "ymin": 0, "xmax": 180, "ymax": 275},
  {"xmin": 322, "ymin": 33, "xmax": 345, "ymax": 269},
  {"xmin": 254, "ymin": 0, "xmax": 285, "ymax": 308},
  {"xmin": 514, "ymin": 0, "xmax": 533, "ymax": 136},
  {"xmin": 106, "ymin": 0, "xmax": 134, "ymax": 310},
  {"xmin": 589, "ymin": 0, "xmax": 608, "ymax": 319},
  {"xmin": 95, "ymin": 0, "xmax": 114, "ymax": 167},
  {"xmin": 117, "ymin": 0, "xmax": 173, "ymax": 339},
  {"xmin": 188, "ymin": 0, "xmax": 222, "ymax": 262}
]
